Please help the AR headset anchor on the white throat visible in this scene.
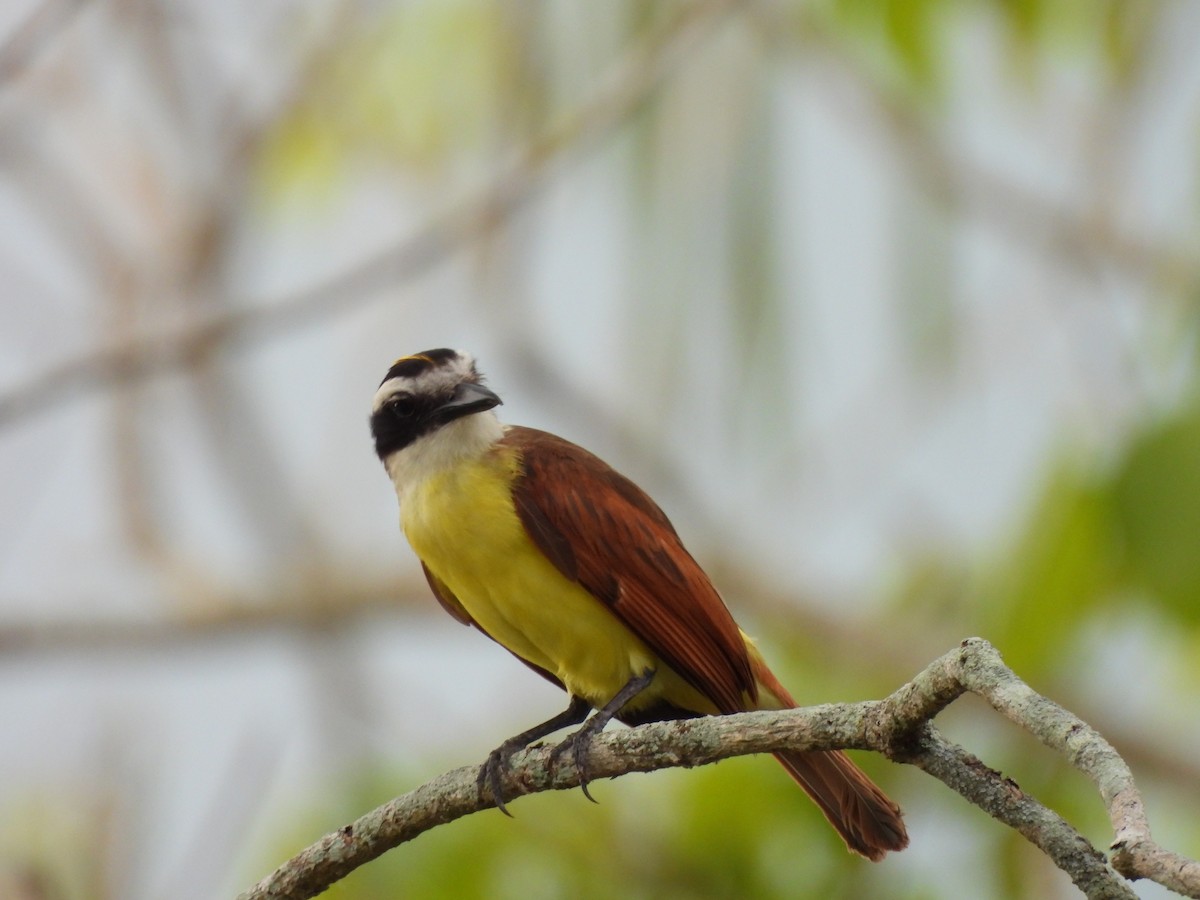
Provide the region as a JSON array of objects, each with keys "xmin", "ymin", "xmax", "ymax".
[{"xmin": 383, "ymin": 411, "xmax": 505, "ymax": 499}]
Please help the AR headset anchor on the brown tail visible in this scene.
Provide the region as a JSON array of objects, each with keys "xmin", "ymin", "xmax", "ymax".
[
  {"xmin": 746, "ymin": 645, "xmax": 908, "ymax": 860},
  {"xmin": 774, "ymin": 748, "xmax": 908, "ymax": 861}
]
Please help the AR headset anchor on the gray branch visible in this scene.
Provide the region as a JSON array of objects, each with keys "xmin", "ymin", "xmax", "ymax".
[{"xmin": 238, "ymin": 639, "xmax": 1196, "ymax": 900}]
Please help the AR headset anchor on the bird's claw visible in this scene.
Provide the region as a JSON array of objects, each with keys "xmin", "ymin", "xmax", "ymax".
[
  {"xmin": 478, "ymin": 741, "xmax": 521, "ymax": 816},
  {"xmin": 551, "ymin": 723, "xmax": 601, "ymax": 803}
]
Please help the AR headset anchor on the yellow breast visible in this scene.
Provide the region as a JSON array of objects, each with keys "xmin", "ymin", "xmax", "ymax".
[{"xmin": 400, "ymin": 447, "xmax": 662, "ymax": 708}]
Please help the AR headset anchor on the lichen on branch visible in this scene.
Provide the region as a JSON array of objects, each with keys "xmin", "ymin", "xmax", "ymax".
[{"xmin": 239, "ymin": 638, "xmax": 1198, "ymax": 900}]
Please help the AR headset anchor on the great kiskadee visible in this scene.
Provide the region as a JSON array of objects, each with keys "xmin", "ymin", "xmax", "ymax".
[{"xmin": 370, "ymin": 348, "xmax": 908, "ymax": 861}]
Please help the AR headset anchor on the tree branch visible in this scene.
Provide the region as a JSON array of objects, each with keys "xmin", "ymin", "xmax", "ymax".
[
  {"xmin": 0, "ymin": 0, "xmax": 745, "ymax": 432},
  {"xmin": 874, "ymin": 637, "xmax": 1200, "ymax": 896},
  {"xmin": 238, "ymin": 638, "xmax": 1195, "ymax": 900},
  {"xmin": 0, "ymin": 0, "xmax": 88, "ymax": 87}
]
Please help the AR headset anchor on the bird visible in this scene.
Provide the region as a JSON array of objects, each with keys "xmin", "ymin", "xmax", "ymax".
[{"xmin": 370, "ymin": 348, "xmax": 908, "ymax": 861}]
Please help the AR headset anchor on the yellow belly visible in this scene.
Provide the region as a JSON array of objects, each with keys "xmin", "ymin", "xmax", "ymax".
[{"xmin": 400, "ymin": 449, "xmax": 713, "ymax": 713}]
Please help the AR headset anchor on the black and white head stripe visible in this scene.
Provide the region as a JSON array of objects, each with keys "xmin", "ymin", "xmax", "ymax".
[
  {"xmin": 372, "ymin": 348, "xmax": 482, "ymax": 412},
  {"xmin": 377, "ymin": 348, "xmax": 465, "ymax": 387},
  {"xmin": 370, "ymin": 348, "xmax": 501, "ymax": 460}
]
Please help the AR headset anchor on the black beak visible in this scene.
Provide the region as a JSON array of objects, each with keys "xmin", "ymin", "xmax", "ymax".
[{"xmin": 434, "ymin": 382, "xmax": 502, "ymax": 423}]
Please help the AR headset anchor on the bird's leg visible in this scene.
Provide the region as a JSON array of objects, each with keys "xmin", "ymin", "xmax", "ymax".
[
  {"xmin": 553, "ymin": 668, "xmax": 656, "ymax": 803},
  {"xmin": 479, "ymin": 695, "xmax": 592, "ymax": 816}
]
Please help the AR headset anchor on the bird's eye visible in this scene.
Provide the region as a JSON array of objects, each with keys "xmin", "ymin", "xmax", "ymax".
[{"xmin": 388, "ymin": 395, "xmax": 417, "ymax": 418}]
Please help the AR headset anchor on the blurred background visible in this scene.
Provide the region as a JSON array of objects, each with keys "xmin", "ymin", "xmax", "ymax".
[{"xmin": 2, "ymin": 0, "xmax": 1199, "ymax": 897}]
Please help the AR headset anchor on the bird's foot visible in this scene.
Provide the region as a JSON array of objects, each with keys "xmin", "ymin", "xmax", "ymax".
[
  {"xmin": 477, "ymin": 736, "xmax": 529, "ymax": 817},
  {"xmin": 550, "ymin": 716, "xmax": 609, "ymax": 803},
  {"xmin": 550, "ymin": 668, "xmax": 657, "ymax": 804},
  {"xmin": 477, "ymin": 696, "xmax": 593, "ymax": 816}
]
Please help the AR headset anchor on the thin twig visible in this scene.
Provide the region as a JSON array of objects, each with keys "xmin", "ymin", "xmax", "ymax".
[
  {"xmin": 0, "ymin": 574, "xmax": 426, "ymax": 660},
  {"xmin": 0, "ymin": 0, "xmax": 88, "ymax": 87},
  {"xmin": 0, "ymin": 0, "xmax": 746, "ymax": 432}
]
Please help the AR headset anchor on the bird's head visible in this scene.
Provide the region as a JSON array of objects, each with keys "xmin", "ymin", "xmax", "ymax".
[{"xmin": 370, "ymin": 349, "xmax": 503, "ymax": 467}]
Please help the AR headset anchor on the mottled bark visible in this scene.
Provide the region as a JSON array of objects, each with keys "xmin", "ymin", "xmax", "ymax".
[{"xmin": 240, "ymin": 638, "xmax": 1197, "ymax": 900}]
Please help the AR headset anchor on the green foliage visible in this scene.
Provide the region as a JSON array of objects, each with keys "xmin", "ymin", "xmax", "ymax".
[
  {"xmin": 982, "ymin": 398, "xmax": 1200, "ymax": 675},
  {"xmin": 1110, "ymin": 405, "xmax": 1200, "ymax": 618},
  {"xmin": 0, "ymin": 791, "xmax": 113, "ymax": 900},
  {"xmin": 809, "ymin": 0, "xmax": 1158, "ymax": 99},
  {"xmin": 982, "ymin": 462, "xmax": 1120, "ymax": 675},
  {"xmin": 814, "ymin": 0, "xmax": 953, "ymax": 100},
  {"xmin": 258, "ymin": 1, "xmax": 528, "ymax": 203},
  {"xmin": 993, "ymin": 0, "xmax": 1154, "ymax": 77},
  {"xmin": 253, "ymin": 0, "xmax": 1160, "ymax": 202}
]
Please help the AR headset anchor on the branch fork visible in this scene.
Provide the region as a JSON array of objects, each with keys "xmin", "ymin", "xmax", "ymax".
[{"xmin": 239, "ymin": 639, "xmax": 1198, "ymax": 900}]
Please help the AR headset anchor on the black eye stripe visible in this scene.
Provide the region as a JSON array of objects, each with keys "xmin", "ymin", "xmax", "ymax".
[
  {"xmin": 372, "ymin": 349, "xmax": 489, "ymax": 460},
  {"xmin": 371, "ymin": 402, "xmax": 434, "ymax": 458},
  {"xmin": 387, "ymin": 394, "xmax": 419, "ymax": 416}
]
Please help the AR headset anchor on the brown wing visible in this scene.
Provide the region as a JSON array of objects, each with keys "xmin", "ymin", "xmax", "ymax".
[
  {"xmin": 504, "ymin": 426, "xmax": 754, "ymax": 714},
  {"xmin": 421, "ymin": 562, "xmax": 475, "ymax": 626},
  {"xmin": 421, "ymin": 561, "xmax": 565, "ymax": 691}
]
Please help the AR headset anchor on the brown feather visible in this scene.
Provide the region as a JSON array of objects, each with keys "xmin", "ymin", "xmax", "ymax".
[
  {"xmin": 421, "ymin": 562, "xmax": 475, "ymax": 626},
  {"xmin": 504, "ymin": 426, "xmax": 754, "ymax": 714},
  {"xmin": 501, "ymin": 425, "xmax": 907, "ymax": 859},
  {"xmin": 773, "ymin": 749, "xmax": 908, "ymax": 861},
  {"xmin": 752, "ymin": 654, "xmax": 909, "ymax": 858}
]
